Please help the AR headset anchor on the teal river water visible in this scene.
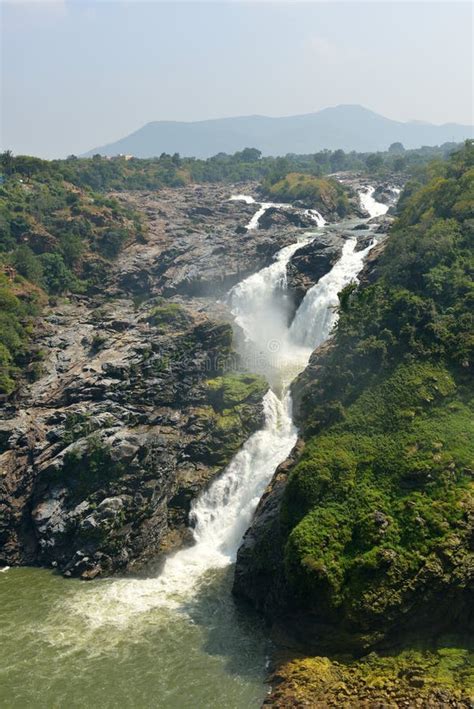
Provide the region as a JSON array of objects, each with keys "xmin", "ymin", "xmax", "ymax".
[{"xmin": 0, "ymin": 565, "xmax": 269, "ymax": 708}]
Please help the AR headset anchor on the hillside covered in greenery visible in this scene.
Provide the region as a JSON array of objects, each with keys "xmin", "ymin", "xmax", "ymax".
[
  {"xmin": 235, "ymin": 142, "xmax": 473, "ymax": 696},
  {"xmin": 262, "ymin": 172, "xmax": 351, "ymax": 216},
  {"xmin": 0, "ymin": 140, "xmax": 467, "ymax": 403},
  {"xmin": 289, "ymin": 142, "xmax": 473, "ymax": 641},
  {"xmin": 0, "ymin": 156, "xmax": 144, "ymax": 395}
]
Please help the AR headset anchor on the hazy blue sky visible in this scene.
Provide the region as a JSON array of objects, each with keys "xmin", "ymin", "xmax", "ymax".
[{"xmin": 1, "ymin": 1, "xmax": 473, "ymax": 158}]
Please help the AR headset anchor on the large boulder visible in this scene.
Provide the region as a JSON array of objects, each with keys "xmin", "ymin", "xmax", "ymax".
[{"xmin": 286, "ymin": 234, "xmax": 345, "ymax": 309}]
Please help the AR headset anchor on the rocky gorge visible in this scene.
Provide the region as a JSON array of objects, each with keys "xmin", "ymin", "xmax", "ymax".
[
  {"xmin": 4, "ymin": 163, "xmax": 468, "ymax": 708},
  {"xmin": 0, "ymin": 180, "xmax": 370, "ymax": 580}
]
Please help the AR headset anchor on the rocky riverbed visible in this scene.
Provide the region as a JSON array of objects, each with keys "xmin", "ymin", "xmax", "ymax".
[{"xmin": 1, "ymin": 180, "xmax": 376, "ymax": 579}]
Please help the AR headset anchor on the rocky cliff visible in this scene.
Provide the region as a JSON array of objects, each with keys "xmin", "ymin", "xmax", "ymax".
[{"xmin": 0, "ymin": 181, "xmax": 345, "ymax": 579}]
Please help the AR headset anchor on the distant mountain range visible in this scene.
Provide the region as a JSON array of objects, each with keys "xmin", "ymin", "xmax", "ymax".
[{"xmin": 85, "ymin": 105, "xmax": 473, "ymax": 159}]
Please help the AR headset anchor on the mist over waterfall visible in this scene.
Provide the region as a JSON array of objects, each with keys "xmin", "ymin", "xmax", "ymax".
[{"xmin": 142, "ymin": 200, "xmax": 379, "ymax": 600}]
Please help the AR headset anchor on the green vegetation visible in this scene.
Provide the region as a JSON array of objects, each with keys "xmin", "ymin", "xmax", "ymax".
[
  {"xmin": 1, "ymin": 144, "xmax": 459, "ymax": 197},
  {"xmin": 278, "ymin": 142, "xmax": 474, "ymax": 649},
  {"xmin": 271, "ymin": 647, "xmax": 474, "ymax": 706},
  {"xmin": 263, "ymin": 172, "xmax": 350, "ymax": 215},
  {"xmin": 0, "ymin": 271, "xmax": 43, "ymax": 395},
  {"xmin": 146, "ymin": 300, "xmax": 188, "ymax": 330},
  {"xmin": 0, "ymin": 153, "xmax": 144, "ymax": 394},
  {"xmin": 58, "ymin": 143, "xmax": 460, "ymax": 187},
  {"xmin": 187, "ymin": 373, "xmax": 268, "ymax": 467},
  {"xmin": 0, "ymin": 156, "xmax": 144, "ymax": 295},
  {"xmin": 206, "ymin": 372, "xmax": 268, "ymax": 409}
]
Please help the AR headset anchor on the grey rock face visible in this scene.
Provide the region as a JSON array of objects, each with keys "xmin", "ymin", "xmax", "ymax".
[
  {"xmin": 0, "ymin": 182, "xmax": 280, "ymax": 579},
  {"xmin": 286, "ymin": 234, "xmax": 346, "ymax": 309}
]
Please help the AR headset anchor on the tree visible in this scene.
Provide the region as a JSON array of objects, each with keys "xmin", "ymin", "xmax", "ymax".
[
  {"xmin": 96, "ymin": 228, "xmax": 128, "ymax": 259},
  {"xmin": 366, "ymin": 153, "xmax": 384, "ymax": 172},
  {"xmin": 388, "ymin": 142, "xmax": 405, "ymax": 154},
  {"xmin": 330, "ymin": 149, "xmax": 346, "ymax": 172},
  {"xmin": 236, "ymin": 148, "xmax": 262, "ymax": 163},
  {"xmin": 12, "ymin": 245, "xmax": 43, "ymax": 284},
  {"xmin": 0, "ymin": 150, "xmax": 15, "ymax": 176},
  {"xmin": 393, "ymin": 156, "xmax": 408, "ymax": 172},
  {"xmin": 39, "ymin": 253, "xmax": 73, "ymax": 294}
]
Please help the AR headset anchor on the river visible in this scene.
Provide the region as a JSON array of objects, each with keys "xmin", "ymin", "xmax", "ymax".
[{"xmin": 0, "ymin": 189, "xmax": 388, "ymax": 708}]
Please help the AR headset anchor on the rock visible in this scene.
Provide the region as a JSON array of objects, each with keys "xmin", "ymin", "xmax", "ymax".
[
  {"xmin": 354, "ymin": 234, "xmax": 375, "ymax": 252},
  {"xmin": 98, "ymin": 497, "xmax": 123, "ymax": 512},
  {"xmin": 0, "ymin": 294, "xmax": 268, "ymax": 577},
  {"xmin": 286, "ymin": 234, "xmax": 345, "ymax": 309},
  {"xmin": 372, "ymin": 184, "xmax": 400, "ymax": 206},
  {"xmin": 233, "ymin": 440, "xmax": 304, "ymax": 612},
  {"xmin": 0, "ymin": 177, "xmax": 399, "ymax": 583},
  {"xmin": 258, "ymin": 207, "xmax": 316, "ymax": 230},
  {"xmin": 369, "ymin": 214, "xmax": 395, "ymax": 234},
  {"xmin": 357, "ymin": 239, "xmax": 388, "ymax": 286}
]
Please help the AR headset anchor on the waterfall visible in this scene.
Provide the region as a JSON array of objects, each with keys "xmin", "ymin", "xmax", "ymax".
[
  {"xmin": 160, "ymin": 230, "xmax": 375, "ymax": 593},
  {"xmin": 290, "ymin": 238, "xmax": 374, "ymax": 348},
  {"xmin": 69, "ymin": 188, "xmax": 386, "ymax": 625},
  {"xmin": 229, "ymin": 194, "xmax": 325, "ymax": 230},
  {"xmin": 359, "ymin": 185, "xmax": 389, "ymax": 218},
  {"xmin": 228, "ymin": 235, "xmax": 315, "ymax": 387},
  {"xmin": 304, "ymin": 209, "xmax": 326, "ymax": 227}
]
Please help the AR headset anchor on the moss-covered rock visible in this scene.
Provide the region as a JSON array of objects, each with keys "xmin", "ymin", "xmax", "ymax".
[
  {"xmin": 206, "ymin": 372, "xmax": 268, "ymax": 410},
  {"xmin": 266, "ymin": 647, "xmax": 474, "ymax": 707},
  {"xmin": 264, "ymin": 173, "xmax": 351, "ymax": 217},
  {"xmin": 281, "ymin": 362, "xmax": 473, "ymax": 650},
  {"xmin": 184, "ymin": 373, "xmax": 268, "ymax": 467},
  {"xmin": 146, "ymin": 299, "xmax": 189, "ymax": 329}
]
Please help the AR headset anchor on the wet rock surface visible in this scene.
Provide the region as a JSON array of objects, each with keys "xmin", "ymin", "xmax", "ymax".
[
  {"xmin": 1, "ymin": 180, "xmax": 349, "ymax": 579},
  {"xmin": 0, "ymin": 295, "xmax": 268, "ymax": 578},
  {"xmin": 0, "ymin": 179, "xmax": 391, "ymax": 579},
  {"xmin": 286, "ymin": 233, "xmax": 346, "ymax": 309}
]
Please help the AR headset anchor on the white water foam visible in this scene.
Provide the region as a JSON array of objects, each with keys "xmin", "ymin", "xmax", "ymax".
[
  {"xmin": 290, "ymin": 237, "xmax": 374, "ymax": 348},
  {"xmin": 229, "ymin": 194, "xmax": 323, "ymax": 230},
  {"xmin": 304, "ymin": 208, "xmax": 326, "ymax": 227},
  {"xmin": 228, "ymin": 194, "xmax": 256, "ymax": 204},
  {"xmin": 246, "ymin": 201, "xmax": 288, "ymax": 230},
  {"xmin": 359, "ymin": 185, "xmax": 389, "ymax": 218}
]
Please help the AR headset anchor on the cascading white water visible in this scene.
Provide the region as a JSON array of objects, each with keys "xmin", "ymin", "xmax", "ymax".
[
  {"xmin": 66, "ymin": 188, "xmax": 386, "ymax": 627},
  {"xmin": 290, "ymin": 238, "xmax": 374, "ymax": 348},
  {"xmin": 359, "ymin": 185, "xmax": 389, "ymax": 218},
  {"xmin": 190, "ymin": 390, "xmax": 296, "ymax": 563},
  {"xmin": 2, "ymin": 188, "xmax": 394, "ymax": 709},
  {"xmin": 229, "ymin": 194, "xmax": 326, "ymax": 230},
  {"xmin": 229, "ymin": 194, "xmax": 256, "ymax": 204},
  {"xmin": 245, "ymin": 203, "xmax": 278, "ymax": 230},
  {"xmin": 304, "ymin": 208, "xmax": 326, "ymax": 227},
  {"xmin": 228, "ymin": 234, "xmax": 315, "ymax": 387}
]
